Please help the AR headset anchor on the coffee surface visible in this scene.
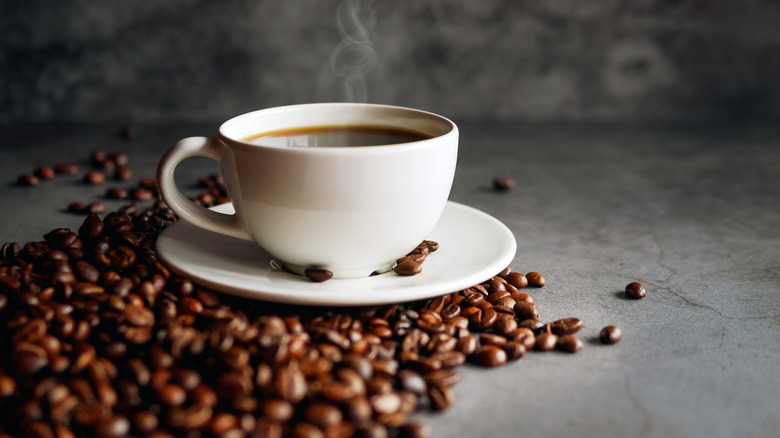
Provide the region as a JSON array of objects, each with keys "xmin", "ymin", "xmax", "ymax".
[{"xmin": 243, "ymin": 125, "xmax": 431, "ymax": 147}]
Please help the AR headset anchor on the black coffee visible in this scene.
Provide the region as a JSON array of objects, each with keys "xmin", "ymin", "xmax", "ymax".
[{"xmin": 243, "ymin": 125, "xmax": 431, "ymax": 147}]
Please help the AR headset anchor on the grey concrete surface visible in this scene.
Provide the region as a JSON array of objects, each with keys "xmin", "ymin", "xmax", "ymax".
[
  {"xmin": 1, "ymin": 121, "xmax": 779, "ymax": 437},
  {"xmin": 4, "ymin": 0, "xmax": 780, "ymax": 123}
]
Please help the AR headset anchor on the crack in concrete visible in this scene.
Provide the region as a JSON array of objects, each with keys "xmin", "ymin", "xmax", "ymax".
[{"xmin": 622, "ymin": 367, "xmax": 653, "ymax": 437}]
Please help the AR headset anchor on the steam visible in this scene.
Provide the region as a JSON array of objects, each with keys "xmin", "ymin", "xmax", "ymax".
[{"xmin": 330, "ymin": 0, "xmax": 377, "ymax": 102}]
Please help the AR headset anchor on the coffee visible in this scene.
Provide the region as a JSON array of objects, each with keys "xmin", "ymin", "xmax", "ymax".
[{"xmin": 243, "ymin": 125, "xmax": 431, "ymax": 147}]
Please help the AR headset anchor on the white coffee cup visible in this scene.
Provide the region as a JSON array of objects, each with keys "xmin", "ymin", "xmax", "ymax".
[{"xmin": 156, "ymin": 103, "xmax": 458, "ymax": 279}]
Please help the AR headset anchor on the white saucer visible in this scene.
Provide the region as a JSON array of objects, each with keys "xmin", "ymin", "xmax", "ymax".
[{"xmin": 156, "ymin": 201, "xmax": 516, "ymax": 306}]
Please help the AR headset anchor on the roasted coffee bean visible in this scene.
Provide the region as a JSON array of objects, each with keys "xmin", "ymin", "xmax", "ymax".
[
  {"xmin": 119, "ymin": 126, "xmax": 137, "ymax": 140},
  {"xmin": 550, "ymin": 317, "xmax": 584, "ymax": 336},
  {"xmin": 456, "ymin": 335, "xmax": 477, "ymax": 356},
  {"xmin": 428, "ymin": 385, "xmax": 454, "ymax": 411},
  {"xmin": 114, "ymin": 166, "xmax": 132, "ymax": 181},
  {"xmin": 492, "ymin": 177, "xmax": 515, "ymax": 191},
  {"xmin": 84, "ymin": 170, "xmax": 106, "ymax": 185},
  {"xmin": 394, "ymin": 260, "xmax": 422, "ymax": 276},
  {"xmin": 105, "ymin": 187, "xmax": 128, "ymax": 199},
  {"xmin": 526, "ymin": 272, "xmax": 546, "ymax": 287},
  {"xmin": 558, "ymin": 335, "xmax": 584, "ymax": 353},
  {"xmin": 87, "ymin": 202, "xmax": 107, "ymax": 214},
  {"xmin": 492, "ymin": 316, "xmax": 518, "ymax": 335},
  {"xmin": 93, "ymin": 415, "xmax": 130, "ymax": 437},
  {"xmin": 34, "ymin": 165, "xmax": 56, "ymax": 180},
  {"xmin": 304, "ymin": 268, "xmax": 333, "ymax": 282},
  {"xmin": 398, "ymin": 422, "xmax": 432, "ymax": 438},
  {"xmin": 17, "ymin": 174, "xmax": 40, "ymax": 186},
  {"xmin": 510, "ymin": 327, "xmax": 537, "ymax": 350},
  {"xmin": 514, "ymin": 302, "xmax": 539, "ymax": 321},
  {"xmin": 55, "ymin": 162, "xmax": 79, "ymax": 175},
  {"xmin": 505, "ymin": 272, "xmax": 528, "ymax": 288},
  {"xmin": 599, "ymin": 325, "xmax": 623, "ymax": 344},
  {"xmin": 534, "ymin": 332, "xmax": 558, "ymax": 352},
  {"xmin": 503, "ymin": 341, "xmax": 527, "ymax": 361},
  {"xmin": 305, "ymin": 402, "xmax": 342, "ymax": 429},
  {"xmin": 517, "ymin": 318, "xmax": 544, "ymax": 332},
  {"xmin": 625, "ymin": 282, "xmax": 646, "ymax": 299},
  {"xmin": 472, "ymin": 345, "xmax": 507, "ymax": 367},
  {"xmin": 1, "ymin": 241, "xmax": 21, "ymax": 260},
  {"xmin": 131, "ymin": 188, "xmax": 154, "ymax": 200}
]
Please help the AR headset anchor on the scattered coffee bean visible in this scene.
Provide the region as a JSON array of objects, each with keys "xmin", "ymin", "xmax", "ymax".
[
  {"xmin": 114, "ymin": 166, "xmax": 132, "ymax": 181},
  {"xmin": 67, "ymin": 202, "xmax": 87, "ymax": 214},
  {"xmin": 54, "ymin": 163, "xmax": 79, "ymax": 175},
  {"xmin": 105, "ymin": 188, "xmax": 128, "ymax": 200},
  {"xmin": 557, "ymin": 335, "xmax": 583, "ymax": 353},
  {"xmin": 625, "ymin": 282, "xmax": 646, "ymax": 299},
  {"xmin": 526, "ymin": 272, "xmax": 545, "ymax": 287},
  {"xmin": 492, "ymin": 177, "xmax": 515, "ymax": 192},
  {"xmin": 34, "ymin": 166, "xmax": 55, "ymax": 180},
  {"xmin": 304, "ymin": 268, "xmax": 333, "ymax": 282},
  {"xmin": 84, "ymin": 170, "xmax": 106, "ymax": 185},
  {"xmin": 599, "ymin": 325, "xmax": 623, "ymax": 344},
  {"xmin": 17, "ymin": 174, "xmax": 39, "ymax": 186}
]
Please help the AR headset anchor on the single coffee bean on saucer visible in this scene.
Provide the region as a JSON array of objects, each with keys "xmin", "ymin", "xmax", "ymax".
[
  {"xmin": 625, "ymin": 282, "xmax": 646, "ymax": 299},
  {"xmin": 395, "ymin": 260, "xmax": 422, "ymax": 276},
  {"xmin": 599, "ymin": 326, "xmax": 623, "ymax": 344},
  {"xmin": 305, "ymin": 268, "xmax": 333, "ymax": 282}
]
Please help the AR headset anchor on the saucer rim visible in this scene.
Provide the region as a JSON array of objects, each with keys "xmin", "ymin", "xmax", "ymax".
[{"xmin": 156, "ymin": 201, "xmax": 516, "ymax": 306}]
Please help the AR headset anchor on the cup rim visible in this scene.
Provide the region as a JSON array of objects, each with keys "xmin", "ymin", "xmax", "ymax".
[{"xmin": 217, "ymin": 102, "xmax": 457, "ymax": 153}]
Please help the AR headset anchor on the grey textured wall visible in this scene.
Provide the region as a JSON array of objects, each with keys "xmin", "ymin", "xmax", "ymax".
[{"xmin": 2, "ymin": 0, "xmax": 780, "ymax": 123}]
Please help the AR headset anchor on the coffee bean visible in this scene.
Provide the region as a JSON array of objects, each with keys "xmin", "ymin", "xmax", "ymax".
[
  {"xmin": 472, "ymin": 345, "xmax": 507, "ymax": 367},
  {"xmin": 505, "ymin": 272, "xmax": 528, "ymax": 288},
  {"xmin": 510, "ymin": 327, "xmax": 536, "ymax": 350},
  {"xmin": 513, "ymin": 302, "xmax": 539, "ymax": 321},
  {"xmin": 305, "ymin": 402, "xmax": 342, "ymax": 429},
  {"xmin": 1, "ymin": 241, "xmax": 21, "ymax": 260},
  {"xmin": 34, "ymin": 165, "xmax": 55, "ymax": 180},
  {"xmin": 105, "ymin": 187, "xmax": 127, "ymax": 199},
  {"xmin": 526, "ymin": 272, "xmax": 546, "ymax": 287},
  {"xmin": 422, "ymin": 240, "xmax": 439, "ymax": 252},
  {"xmin": 93, "ymin": 415, "xmax": 130, "ymax": 437},
  {"xmin": 550, "ymin": 317, "xmax": 583, "ymax": 336},
  {"xmin": 17, "ymin": 174, "xmax": 40, "ymax": 186},
  {"xmin": 534, "ymin": 332, "xmax": 558, "ymax": 352},
  {"xmin": 84, "ymin": 170, "xmax": 106, "ymax": 185},
  {"xmin": 558, "ymin": 335, "xmax": 584, "ymax": 353},
  {"xmin": 503, "ymin": 342, "xmax": 526, "ymax": 361},
  {"xmin": 599, "ymin": 325, "xmax": 623, "ymax": 344},
  {"xmin": 114, "ymin": 166, "xmax": 132, "ymax": 181},
  {"xmin": 87, "ymin": 202, "xmax": 106, "ymax": 214},
  {"xmin": 428, "ymin": 385, "xmax": 454, "ymax": 411},
  {"xmin": 492, "ymin": 177, "xmax": 515, "ymax": 191},
  {"xmin": 394, "ymin": 260, "xmax": 422, "ymax": 276},
  {"xmin": 55, "ymin": 163, "xmax": 79, "ymax": 175},
  {"xmin": 304, "ymin": 268, "xmax": 333, "ymax": 282},
  {"xmin": 625, "ymin": 282, "xmax": 646, "ymax": 299}
]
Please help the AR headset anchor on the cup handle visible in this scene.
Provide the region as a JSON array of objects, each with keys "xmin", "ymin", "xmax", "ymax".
[{"xmin": 156, "ymin": 136, "xmax": 251, "ymax": 241}]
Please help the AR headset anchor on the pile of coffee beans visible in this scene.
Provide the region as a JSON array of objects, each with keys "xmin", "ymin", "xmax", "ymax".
[{"xmin": 1, "ymin": 145, "xmax": 627, "ymax": 437}]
